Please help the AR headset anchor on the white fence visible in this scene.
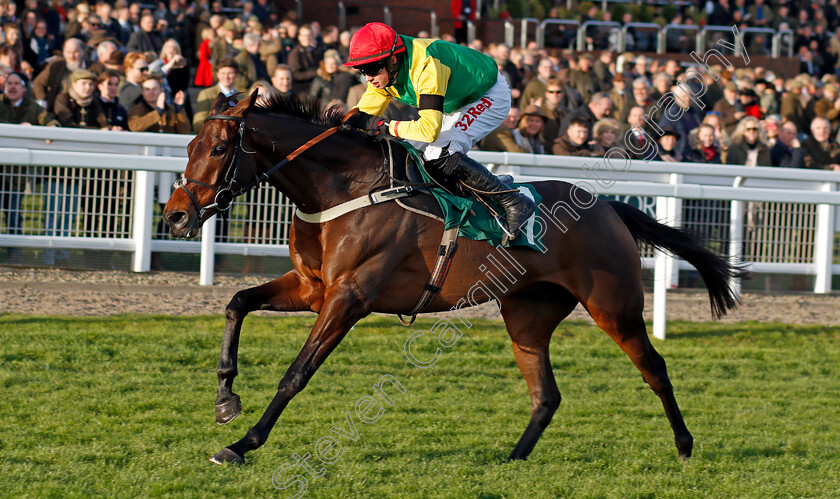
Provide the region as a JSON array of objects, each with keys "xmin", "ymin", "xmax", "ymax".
[{"xmin": 4, "ymin": 125, "xmax": 840, "ymax": 338}]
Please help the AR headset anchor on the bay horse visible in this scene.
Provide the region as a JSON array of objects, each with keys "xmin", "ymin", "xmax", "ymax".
[{"xmin": 163, "ymin": 92, "xmax": 746, "ymax": 466}]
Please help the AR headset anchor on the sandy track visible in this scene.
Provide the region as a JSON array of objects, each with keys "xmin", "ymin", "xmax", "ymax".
[{"xmin": 3, "ymin": 267, "xmax": 840, "ymax": 325}]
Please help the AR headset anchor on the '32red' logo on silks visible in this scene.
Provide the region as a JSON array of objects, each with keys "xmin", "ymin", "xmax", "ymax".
[{"xmin": 453, "ymin": 97, "xmax": 493, "ymax": 131}]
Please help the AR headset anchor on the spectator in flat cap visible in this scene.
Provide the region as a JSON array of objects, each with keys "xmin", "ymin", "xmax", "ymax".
[{"xmin": 53, "ymin": 69, "xmax": 110, "ymax": 129}]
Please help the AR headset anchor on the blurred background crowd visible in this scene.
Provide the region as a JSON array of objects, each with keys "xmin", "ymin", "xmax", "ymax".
[{"xmin": 0, "ymin": 0, "xmax": 839, "ymax": 172}]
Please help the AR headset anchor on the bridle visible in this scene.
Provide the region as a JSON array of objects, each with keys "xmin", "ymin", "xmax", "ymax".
[{"xmin": 174, "ymin": 109, "xmax": 356, "ymax": 228}]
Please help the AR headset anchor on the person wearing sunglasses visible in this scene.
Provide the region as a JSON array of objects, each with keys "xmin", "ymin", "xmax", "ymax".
[
  {"xmin": 119, "ymin": 52, "xmax": 150, "ymax": 111},
  {"xmin": 726, "ymin": 117, "xmax": 770, "ymax": 167},
  {"xmin": 342, "ymin": 22, "xmax": 535, "ymax": 241}
]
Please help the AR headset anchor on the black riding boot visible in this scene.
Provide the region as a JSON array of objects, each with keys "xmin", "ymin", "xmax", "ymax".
[{"xmin": 440, "ymin": 152, "xmax": 536, "ymax": 242}]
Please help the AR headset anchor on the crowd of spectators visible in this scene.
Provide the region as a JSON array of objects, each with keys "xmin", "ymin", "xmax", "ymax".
[
  {"xmin": 0, "ymin": 0, "xmax": 836, "ymax": 169},
  {"xmin": 0, "ymin": 1, "xmax": 836, "ymax": 163},
  {"xmin": 482, "ymin": 46, "xmax": 840, "ymax": 171}
]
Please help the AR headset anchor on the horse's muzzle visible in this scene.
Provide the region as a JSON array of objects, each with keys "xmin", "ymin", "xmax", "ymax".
[{"xmin": 164, "ymin": 210, "xmax": 196, "ymax": 238}]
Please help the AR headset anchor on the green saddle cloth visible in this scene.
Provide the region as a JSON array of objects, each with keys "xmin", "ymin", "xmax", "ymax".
[{"xmin": 403, "ymin": 143, "xmax": 544, "ymax": 250}]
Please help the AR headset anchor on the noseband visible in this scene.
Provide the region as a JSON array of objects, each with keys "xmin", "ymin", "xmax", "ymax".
[{"xmin": 174, "ymin": 110, "xmax": 354, "ymax": 225}]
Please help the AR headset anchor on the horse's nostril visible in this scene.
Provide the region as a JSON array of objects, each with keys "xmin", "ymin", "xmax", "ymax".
[{"xmin": 168, "ymin": 211, "xmax": 188, "ymax": 228}]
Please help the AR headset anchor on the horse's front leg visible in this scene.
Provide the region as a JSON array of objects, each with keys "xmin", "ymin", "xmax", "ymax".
[
  {"xmin": 216, "ymin": 271, "xmax": 318, "ymax": 425},
  {"xmin": 211, "ymin": 277, "xmax": 372, "ymax": 465}
]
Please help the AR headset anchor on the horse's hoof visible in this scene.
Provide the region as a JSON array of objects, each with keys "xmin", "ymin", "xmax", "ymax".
[
  {"xmin": 210, "ymin": 447, "xmax": 244, "ymax": 465},
  {"xmin": 215, "ymin": 394, "xmax": 241, "ymax": 425},
  {"xmin": 676, "ymin": 435, "xmax": 693, "ymax": 460}
]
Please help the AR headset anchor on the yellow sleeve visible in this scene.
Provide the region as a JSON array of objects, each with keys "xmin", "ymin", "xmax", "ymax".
[
  {"xmin": 355, "ymin": 84, "xmax": 392, "ymax": 116},
  {"xmin": 389, "ymin": 55, "xmax": 450, "ymax": 143}
]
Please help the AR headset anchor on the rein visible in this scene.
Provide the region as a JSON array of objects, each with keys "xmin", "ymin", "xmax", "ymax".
[{"xmin": 175, "ymin": 109, "xmax": 357, "ymax": 223}]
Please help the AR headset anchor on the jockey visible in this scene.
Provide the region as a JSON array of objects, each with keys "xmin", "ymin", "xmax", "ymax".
[{"xmin": 343, "ymin": 22, "xmax": 536, "ymax": 241}]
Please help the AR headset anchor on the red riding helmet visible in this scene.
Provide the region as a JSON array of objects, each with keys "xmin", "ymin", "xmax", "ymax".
[{"xmin": 344, "ymin": 22, "xmax": 406, "ymax": 67}]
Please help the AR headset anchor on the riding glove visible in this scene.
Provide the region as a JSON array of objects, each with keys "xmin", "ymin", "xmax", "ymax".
[{"xmin": 345, "ymin": 110, "xmax": 390, "ymax": 138}]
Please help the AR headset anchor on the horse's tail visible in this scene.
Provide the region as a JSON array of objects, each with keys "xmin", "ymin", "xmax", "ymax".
[{"xmin": 607, "ymin": 200, "xmax": 750, "ymax": 318}]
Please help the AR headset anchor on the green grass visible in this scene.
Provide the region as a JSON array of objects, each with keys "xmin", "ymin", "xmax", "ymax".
[{"xmin": 1, "ymin": 314, "xmax": 839, "ymax": 498}]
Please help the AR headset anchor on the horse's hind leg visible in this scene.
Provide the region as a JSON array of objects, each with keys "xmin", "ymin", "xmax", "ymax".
[
  {"xmin": 500, "ymin": 284, "xmax": 579, "ymax": 460},
  {"xmin": 216, "ymin": 271, "xmax": 315, "ymax": 425},
  {"xmin": 585, "ymin": 294, "xmax": 693, "ymax": 459}
]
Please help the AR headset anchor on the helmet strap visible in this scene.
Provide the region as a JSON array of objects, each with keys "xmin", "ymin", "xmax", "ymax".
[{"xmin": 386, "ymin": 54, "xmax": 401, "ymax": 86}]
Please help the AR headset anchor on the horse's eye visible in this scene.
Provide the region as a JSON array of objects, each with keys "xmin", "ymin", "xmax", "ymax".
[{"xmin": 212, "ymin": 145, "xmax": 226, "ymax": 156}]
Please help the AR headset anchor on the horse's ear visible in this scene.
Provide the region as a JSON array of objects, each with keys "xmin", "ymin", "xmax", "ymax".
[
  {"xmin": 247, "ymin": 89, "xmax": 260, "ymax": 111},
  {"xmin": 210, "ymin": 92, "xmax": 233, "ymax": 115}
]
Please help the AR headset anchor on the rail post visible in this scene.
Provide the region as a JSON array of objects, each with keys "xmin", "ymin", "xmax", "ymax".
[
  {"xmin": 772, "ymin": 29, "xmax": 794, "ymax": 58},
  {"xmin": 521, "ymin": 18, "xmax": 538, "ymax": 49},
  {"xmin": 814, "ymin": 182, "xmax": 836, "ymax": 293},
  {"xmin": 729, "ymin": 177, "xmax": 745, "ymax": 299},
  {"xmin": 131, "ymin": 168, "xmax": 155, "ymax": 272},
  {"xmin": 430, "ymin": 10, "xmax": 438, "ymax": 39},
  {"xmin": 653, "ymin": 195, "xmax": 671, "ymax": 340},
  {"xmin": 200, "ymin": 215, "xmax": 216, "ymax": 285},
  {"xmin": 665, "ymin": 173, "xmax": 683, "ymax": 288},
  {"xmin": 383, "ymin": 6, "xmax": 392, "ymax": 26},
  {"xmin": 504, "ymin": 19, "xmax": 514, "ymax": 48}
]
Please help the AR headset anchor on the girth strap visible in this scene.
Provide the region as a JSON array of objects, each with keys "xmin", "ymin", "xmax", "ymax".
[
  {"xmin": 398, "ymin": 225, "xmax": 460, "ymax": 326},
  {"xmin": 294, "ymin": 185, "xmax": 417, "ymax": 223}
]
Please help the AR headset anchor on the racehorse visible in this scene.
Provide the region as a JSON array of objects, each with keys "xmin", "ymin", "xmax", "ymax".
[{"xmin": 163, "ymin": 91, "xmax": 747, "ymax": 466}]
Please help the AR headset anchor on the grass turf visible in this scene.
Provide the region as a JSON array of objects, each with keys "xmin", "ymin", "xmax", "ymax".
[{"xmin": 1, "ymin": 314, "xmax": 838, "ymax": 498}]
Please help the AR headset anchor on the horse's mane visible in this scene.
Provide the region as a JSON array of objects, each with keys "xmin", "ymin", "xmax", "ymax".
[{"xmin": 256, "ymin": 93, "xmax": 346, "ymax": 128}]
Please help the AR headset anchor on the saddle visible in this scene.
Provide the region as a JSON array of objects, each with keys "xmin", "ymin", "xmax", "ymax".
[{"xmin": 380, "ymin": 139, "xmax": 514, "ymax": 224}]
